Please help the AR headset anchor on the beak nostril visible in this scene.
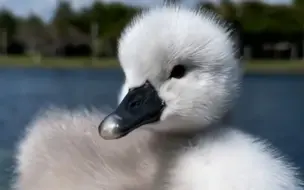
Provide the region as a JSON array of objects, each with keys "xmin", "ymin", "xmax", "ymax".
[{"xmin": 129, "ymin": 100, "xmax": 142, "ymax": 109}]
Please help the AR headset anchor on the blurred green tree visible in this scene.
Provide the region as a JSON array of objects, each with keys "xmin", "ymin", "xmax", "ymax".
[
  {"xmin": 0, "ymin": 9, "xmax": 18, "ymax": 45},
  {"xmin": 1, "ymin": 1, "xmax": 303, "ymax": 56}
]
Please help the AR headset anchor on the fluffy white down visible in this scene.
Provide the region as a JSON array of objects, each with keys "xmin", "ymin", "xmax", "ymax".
[
  {"xmin": 14, "ymin": 5, "xmax": 303, "ymax": 190},
  {"xmin": 118, "ymin": 6, "xmax": 240, "ymax": 127}
]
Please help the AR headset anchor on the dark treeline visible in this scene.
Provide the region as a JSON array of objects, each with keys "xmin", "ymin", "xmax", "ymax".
[{"xmin": 1, "ymin": 0, "xmax": 304, "ymax": 59}]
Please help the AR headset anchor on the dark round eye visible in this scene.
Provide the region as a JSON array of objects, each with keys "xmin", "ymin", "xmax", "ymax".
[{"xmin": 169, "ymin": 65, "xmax": 186, "ymax": 79}]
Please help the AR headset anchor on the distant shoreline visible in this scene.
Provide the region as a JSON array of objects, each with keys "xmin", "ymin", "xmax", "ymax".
[{"xmin": 0, "ymin": 56, "xmax": 304, "ymax": 74}]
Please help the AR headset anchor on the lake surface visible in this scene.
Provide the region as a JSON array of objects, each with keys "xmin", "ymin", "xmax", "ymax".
[{"xmin": 0, "ymin": 68, "xmax": 304, "ymax": 189}]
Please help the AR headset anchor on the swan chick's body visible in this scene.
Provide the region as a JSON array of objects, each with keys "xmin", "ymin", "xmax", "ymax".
[{"xmin": 15, "ymin": 6, "xmax": 302, "ymax": 190}]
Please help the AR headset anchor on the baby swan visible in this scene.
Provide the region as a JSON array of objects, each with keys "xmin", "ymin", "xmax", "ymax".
[{"xmin": 15, "ymin": 6, "xmax": 302, "ymax": 190}]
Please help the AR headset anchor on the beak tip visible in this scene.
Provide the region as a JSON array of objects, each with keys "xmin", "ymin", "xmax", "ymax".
[{"xmin": 98, "ymin": 115, "xmax": 122, "ymax": 140}]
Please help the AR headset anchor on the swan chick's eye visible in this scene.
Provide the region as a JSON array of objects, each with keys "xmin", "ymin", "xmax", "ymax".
[{"xmin": 169, "ymin": 65, "xmax": 186, "ymax": 79}]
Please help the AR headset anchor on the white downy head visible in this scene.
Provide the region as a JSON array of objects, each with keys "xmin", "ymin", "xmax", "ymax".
[{"xmin": 100, "ymin": 5, "xmax": 241, "ymax": 139}]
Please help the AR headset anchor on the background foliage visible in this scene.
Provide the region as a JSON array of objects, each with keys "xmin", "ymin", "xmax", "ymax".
[{"xmin": 0, "ymin": 0, "xmax": 303, "ymax": 57}]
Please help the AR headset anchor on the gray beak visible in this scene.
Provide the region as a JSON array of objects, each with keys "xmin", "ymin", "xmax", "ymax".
[{"xmin": 98, "ymin": 81, "xmax": 165, "ymax": 140}]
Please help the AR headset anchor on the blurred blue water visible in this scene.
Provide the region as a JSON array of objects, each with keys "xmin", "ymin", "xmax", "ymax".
[{"xmin": 0, "ymin": 68, "xmax": 304, "ymax": 189}]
